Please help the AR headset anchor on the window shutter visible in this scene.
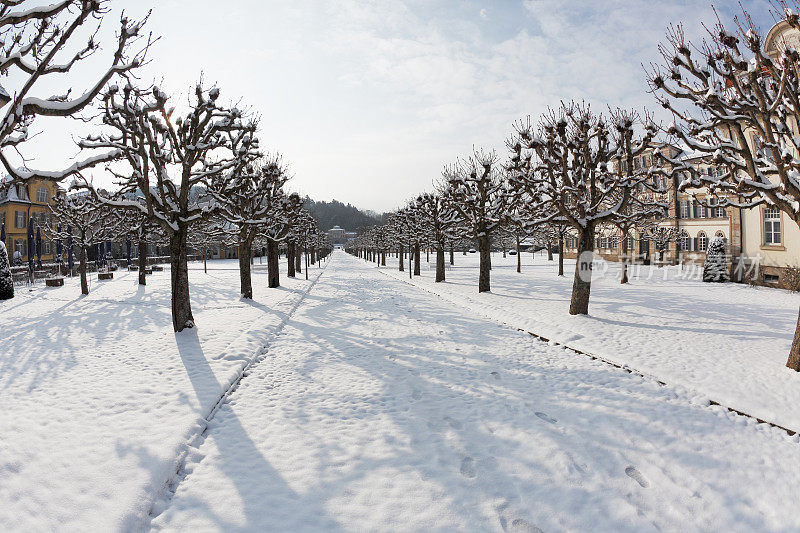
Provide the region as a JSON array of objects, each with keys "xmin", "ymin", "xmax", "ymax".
[{"xmin": 692, "ymin": 238, "xmax": 698, "ymax": 251}]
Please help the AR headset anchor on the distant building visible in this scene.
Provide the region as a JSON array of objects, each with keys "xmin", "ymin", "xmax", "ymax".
[
  {"xmin": 345, "ymin": 231, "xmax": 358, "ymax": 242},
  {"xmin": 327, "ymin": 226, "xmax": 347, "ymax": 244}
]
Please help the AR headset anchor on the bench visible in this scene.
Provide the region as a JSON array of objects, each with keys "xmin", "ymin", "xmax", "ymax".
[
  {"xmin": 144, "ymin": 268, "xmax": 153, "ymax": 275},
  {"xmin": 151, "ymin": 265, "xmax": 164, "ymax": 272},
  {"xmin": 45, "ymin": 277, "xmax": 64, "ymax": 287},
  {"xmin": 98, "ymin": 272, "xmax": 113, "ymax": 280}
]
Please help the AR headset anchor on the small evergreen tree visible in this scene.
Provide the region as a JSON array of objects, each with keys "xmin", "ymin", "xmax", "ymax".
[
  {"xmin": 703, "ymin": 236, "xmax": 729, "ymax": 283},
  {"xmin": 0, "ymin": 241, "xmax": 13, "ymax": 300}
]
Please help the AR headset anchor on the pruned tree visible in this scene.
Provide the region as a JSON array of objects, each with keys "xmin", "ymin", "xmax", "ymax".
[
  {"xmin": 204, "ymin": 130, "xmax": 289, "ymax": 299},
  {"xmin": 76, "ymin": 81, "xmax": 250, "ymax": 331},
  {"xmin": 445, "ymin": 149, "xmax": 505, "ymax": 292},
  {"xmin": 415, "ymin": 189, "xmax": 458, "ymax": 282},
  {"xmin": 259, "ymin": 190, "xmax": 303, "ymax": 289},
  {"xmin": 508, "ymin": 102, "xmax": 662, "ymax": 314},
  {"xmin": 0, "ymin": 1, "xmax": 152, "ymax": 182},
  {"xmin": 47, "ymin": 190, "xmax": 117, "ymax": 295},
  {"xmin": 188, "ymin": 215, "xmax": 228, "ymax": 274},
  {"xmin": 648, "ymin": 6, "xmax": 800, "ymax": 369},
  {"xmin": 644, "ymin": 224, "xmax": 678, "ymax": 264}
]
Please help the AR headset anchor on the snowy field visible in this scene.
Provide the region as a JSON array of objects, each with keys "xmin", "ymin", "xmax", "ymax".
[
  {"xmin": 0, "ymin": 259, "xmax": 324, "ymax": 531},
  {"xmin": 3, "ymin": 252, "xmax": 800, "ymax": 531},
  {"xmin": 378, "ymin": 251, "xmax": 800, "ymax": 434},
  {"xmin": 151, "ymin": 252, "xmax": 800, "ymax": 531}
]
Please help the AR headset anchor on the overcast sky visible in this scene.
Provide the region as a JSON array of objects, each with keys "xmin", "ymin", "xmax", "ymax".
[{"xmin": 9, "ymin": 0, "xmax": 777, "ymax": 212}]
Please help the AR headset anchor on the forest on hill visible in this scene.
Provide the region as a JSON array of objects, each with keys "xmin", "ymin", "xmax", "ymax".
[{"xmin": 303, "ymin": 197, "xmax": 383, "ymax": 232}]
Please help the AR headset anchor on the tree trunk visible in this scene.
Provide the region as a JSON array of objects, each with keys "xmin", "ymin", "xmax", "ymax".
[
  {"xmin": 516, "ymin": 235, "xmax": 521, "ymax": 273},
  {"xmin": 267, "ymin": 238, "xmax": 280, "ymax": 288},
  {"xmin": 620, "ymin": 236, "xmax": 629, "ymax": 284},
  {"xmin": 426, "ymin": 248, "xmax": 429, "ymax": 262},
  {"xmin": 381, "ymin": 249, "xmax": 386, "ymax": 266},
  {"xmin": 478, "ymin": 233, "xmax": 491, "ymax": 292},
  {"xmin": 413, "ymin": 243, "xmax": 421, "ymax": 276},
  {"xmin": 399, "ymin": 243, "xmax": 404, "ymax": 271},
  {"xmin": 558, "ymin": 235, "xmax": 564, "ymax": 277},
  {"xmin": 296, "ymin": 245, "xmax": 302, "ymax": 273},
  {"xmin": 788, "ymin": 308, "xmax": 800, "ymax": 371},
  {"xmin": 287, "ymin": 242, "xmax": 296, "ymax": 278},
  {"xmin": 435, "ymin": 244, "xmax": 445, "ymax": 282},
  {"xmin": 203, "ymin": 248, "xmax": 207, "ymax": 274},
  {"xmin": 170, "ymin": 226, "xmax": 195, "ymax": 331},
  {"xmin": 547, "ymin": 239, "xmax": 554, "ymax": 261},
  {"xmin": 569, "ymin": 224, "xmax": 595, "ymax": 315},
  {"xmin": 449, "ymin": 245, "xmax": 454, "ymax": 265},
  {"xmin": 79, "ymin": 243, "xmax": 88, "ymax": 295},
  {"xmin": 238, "ymin": 237, "xmax": 253, "ymax": 299},
  {"xmin": 311, "ymin": 248, "xmax": 316, "ymax": 265},
  {"xmin": 138, "ymin": 239, "xmax": 147, "ymax": 285}
]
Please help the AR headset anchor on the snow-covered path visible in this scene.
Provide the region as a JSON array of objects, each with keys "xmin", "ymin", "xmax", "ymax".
[{"xmin": 152, "ymin": 252, "xmax": 800, "ymax": 532}]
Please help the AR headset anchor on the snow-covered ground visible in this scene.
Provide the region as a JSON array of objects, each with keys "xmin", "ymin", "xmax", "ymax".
[
  {"xmin": 377, "ymin": 251, "xmax": 800, "ymax": 434},
  {"xmin": 0, "ymin": 258, "xmax": 324, "ymax": 531},
  {"xmin": 152, "ymin": 252, "xmax": 800, "ymax": 532}
]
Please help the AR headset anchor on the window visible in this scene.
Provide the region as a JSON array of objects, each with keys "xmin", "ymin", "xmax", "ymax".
[
  {"xmin": 678, "ymin": 231, "xmax": 690, "ymax": 251},
  {"xmin": 15, "ymin": 185, "xmax": 29, "ymax": 201},
  {"xmin": 764, "ymin": 207, "xmax": 782, "ymax": 245},
  {"xmin": 36, "ymin": 187, "xmax": 48, "ymax": 203},
  {"xmin": 14, "ymin": 210, "xmax": 26, "ymax": 229},
  {"xmin": 14, "ymin": 239, "xmax": 25, "ymax": 257},
  {"xmin": 697, "ymin": 232, "xmax": 708, "ymax": 252},
  {"xmin": 715, "ymin": 231, "xmax": 727, "ymax": 244},
  {"xmin": 679, "ymin": 200, "xmax": 690, "ymax": 219},
  {"xmin": 693, "ymin": 200, "xmax": 707, "ymax": 219}
]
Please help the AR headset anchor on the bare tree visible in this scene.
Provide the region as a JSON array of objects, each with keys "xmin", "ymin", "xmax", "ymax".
[
  {"xmin": 188, "ymin": 216, "xmax": 227, "ymax": 274},
  {"xmin": 508, "ymin": 103, "xmax": 662, "ymax": 314},
  {"xmin": 77, "ymin": 81, "xmax": 249, "ymax": 331},
  {"xmin": 648, "ymin": 6, "xmax": 800, "ymax": 369},
  {"xmin": 415, "ymin": 190, "xmax": 458, "ymax": 282},
  {"xmin": 445, "ymin": 150, "xmax": 505, "ymax": 292},
  {"xmin": 47, "ymin": 190, "xmax": 116, "ymax": 294},
  {"xmin": 0, "ymin": 1, "xmax": 151, "ymax": 182}
]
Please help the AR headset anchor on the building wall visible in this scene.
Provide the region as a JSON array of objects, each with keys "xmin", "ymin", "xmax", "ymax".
[{"xmin": 0, "ymin": 179, "xmax": 61, "ymax": 262}]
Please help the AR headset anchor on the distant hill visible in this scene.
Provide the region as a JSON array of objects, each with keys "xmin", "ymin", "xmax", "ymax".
[{"xmin": 303, "ymin": 197, "xmax": 381, "ymax": 233}]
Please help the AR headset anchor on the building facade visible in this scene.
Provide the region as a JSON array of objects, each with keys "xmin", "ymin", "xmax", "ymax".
[{"xmin": 0, "ymin": 177, "xmax": 60, "ymax": 263}]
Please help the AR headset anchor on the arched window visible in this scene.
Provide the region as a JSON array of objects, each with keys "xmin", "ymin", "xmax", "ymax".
[
  {"xmin": 715, "ymin": 230, "xmax": 726, "ymax": 244},
  {"xmin": 697, "ymin": 231, "xmax": 708, "ymax": 252}
]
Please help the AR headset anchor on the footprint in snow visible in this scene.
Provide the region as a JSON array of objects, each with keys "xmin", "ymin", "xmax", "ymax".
[
  {"xmin": 411, "ymin": 389, "xmax": 422, "ymax": 400},
  {"xmin": 443, "ymin": 416, "xmax": 463, "ymax": 430},
  {"xmin": 490, "ymin": 371, "xmax": 501, "ymax": 380},
  {"xmin": 510, "ymin": 518, "xmax": 543, "ymax": 533},
  {"xmin": 625, "ymin": 466, "xmax": 649, "ymax": 488},
  {"xmin": 460, "ymin": 456, "xmax": 476, "ymax": 478},
  {"xmin": 535, "ymin": 412, "xmax": 557, "ymax": 424}
]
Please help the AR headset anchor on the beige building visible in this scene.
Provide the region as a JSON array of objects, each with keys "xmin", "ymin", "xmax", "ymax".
[{"xmin": 563, "ymin": 20, "xmax": 800, "ymax": 286}]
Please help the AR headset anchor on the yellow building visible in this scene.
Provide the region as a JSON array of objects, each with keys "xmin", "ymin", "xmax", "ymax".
[{"xmin": 0, "ymin": 177, "xmax": 61, "ymax": 263}]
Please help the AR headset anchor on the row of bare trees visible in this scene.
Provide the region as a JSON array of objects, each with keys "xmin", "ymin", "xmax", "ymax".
[
  {"xmin": 0, "ymin": 1, "xmax": 329, "ymax": 331},
  {"xmin": 348, "ymin": 3, "xmax": 800, "ymax": 371}
]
